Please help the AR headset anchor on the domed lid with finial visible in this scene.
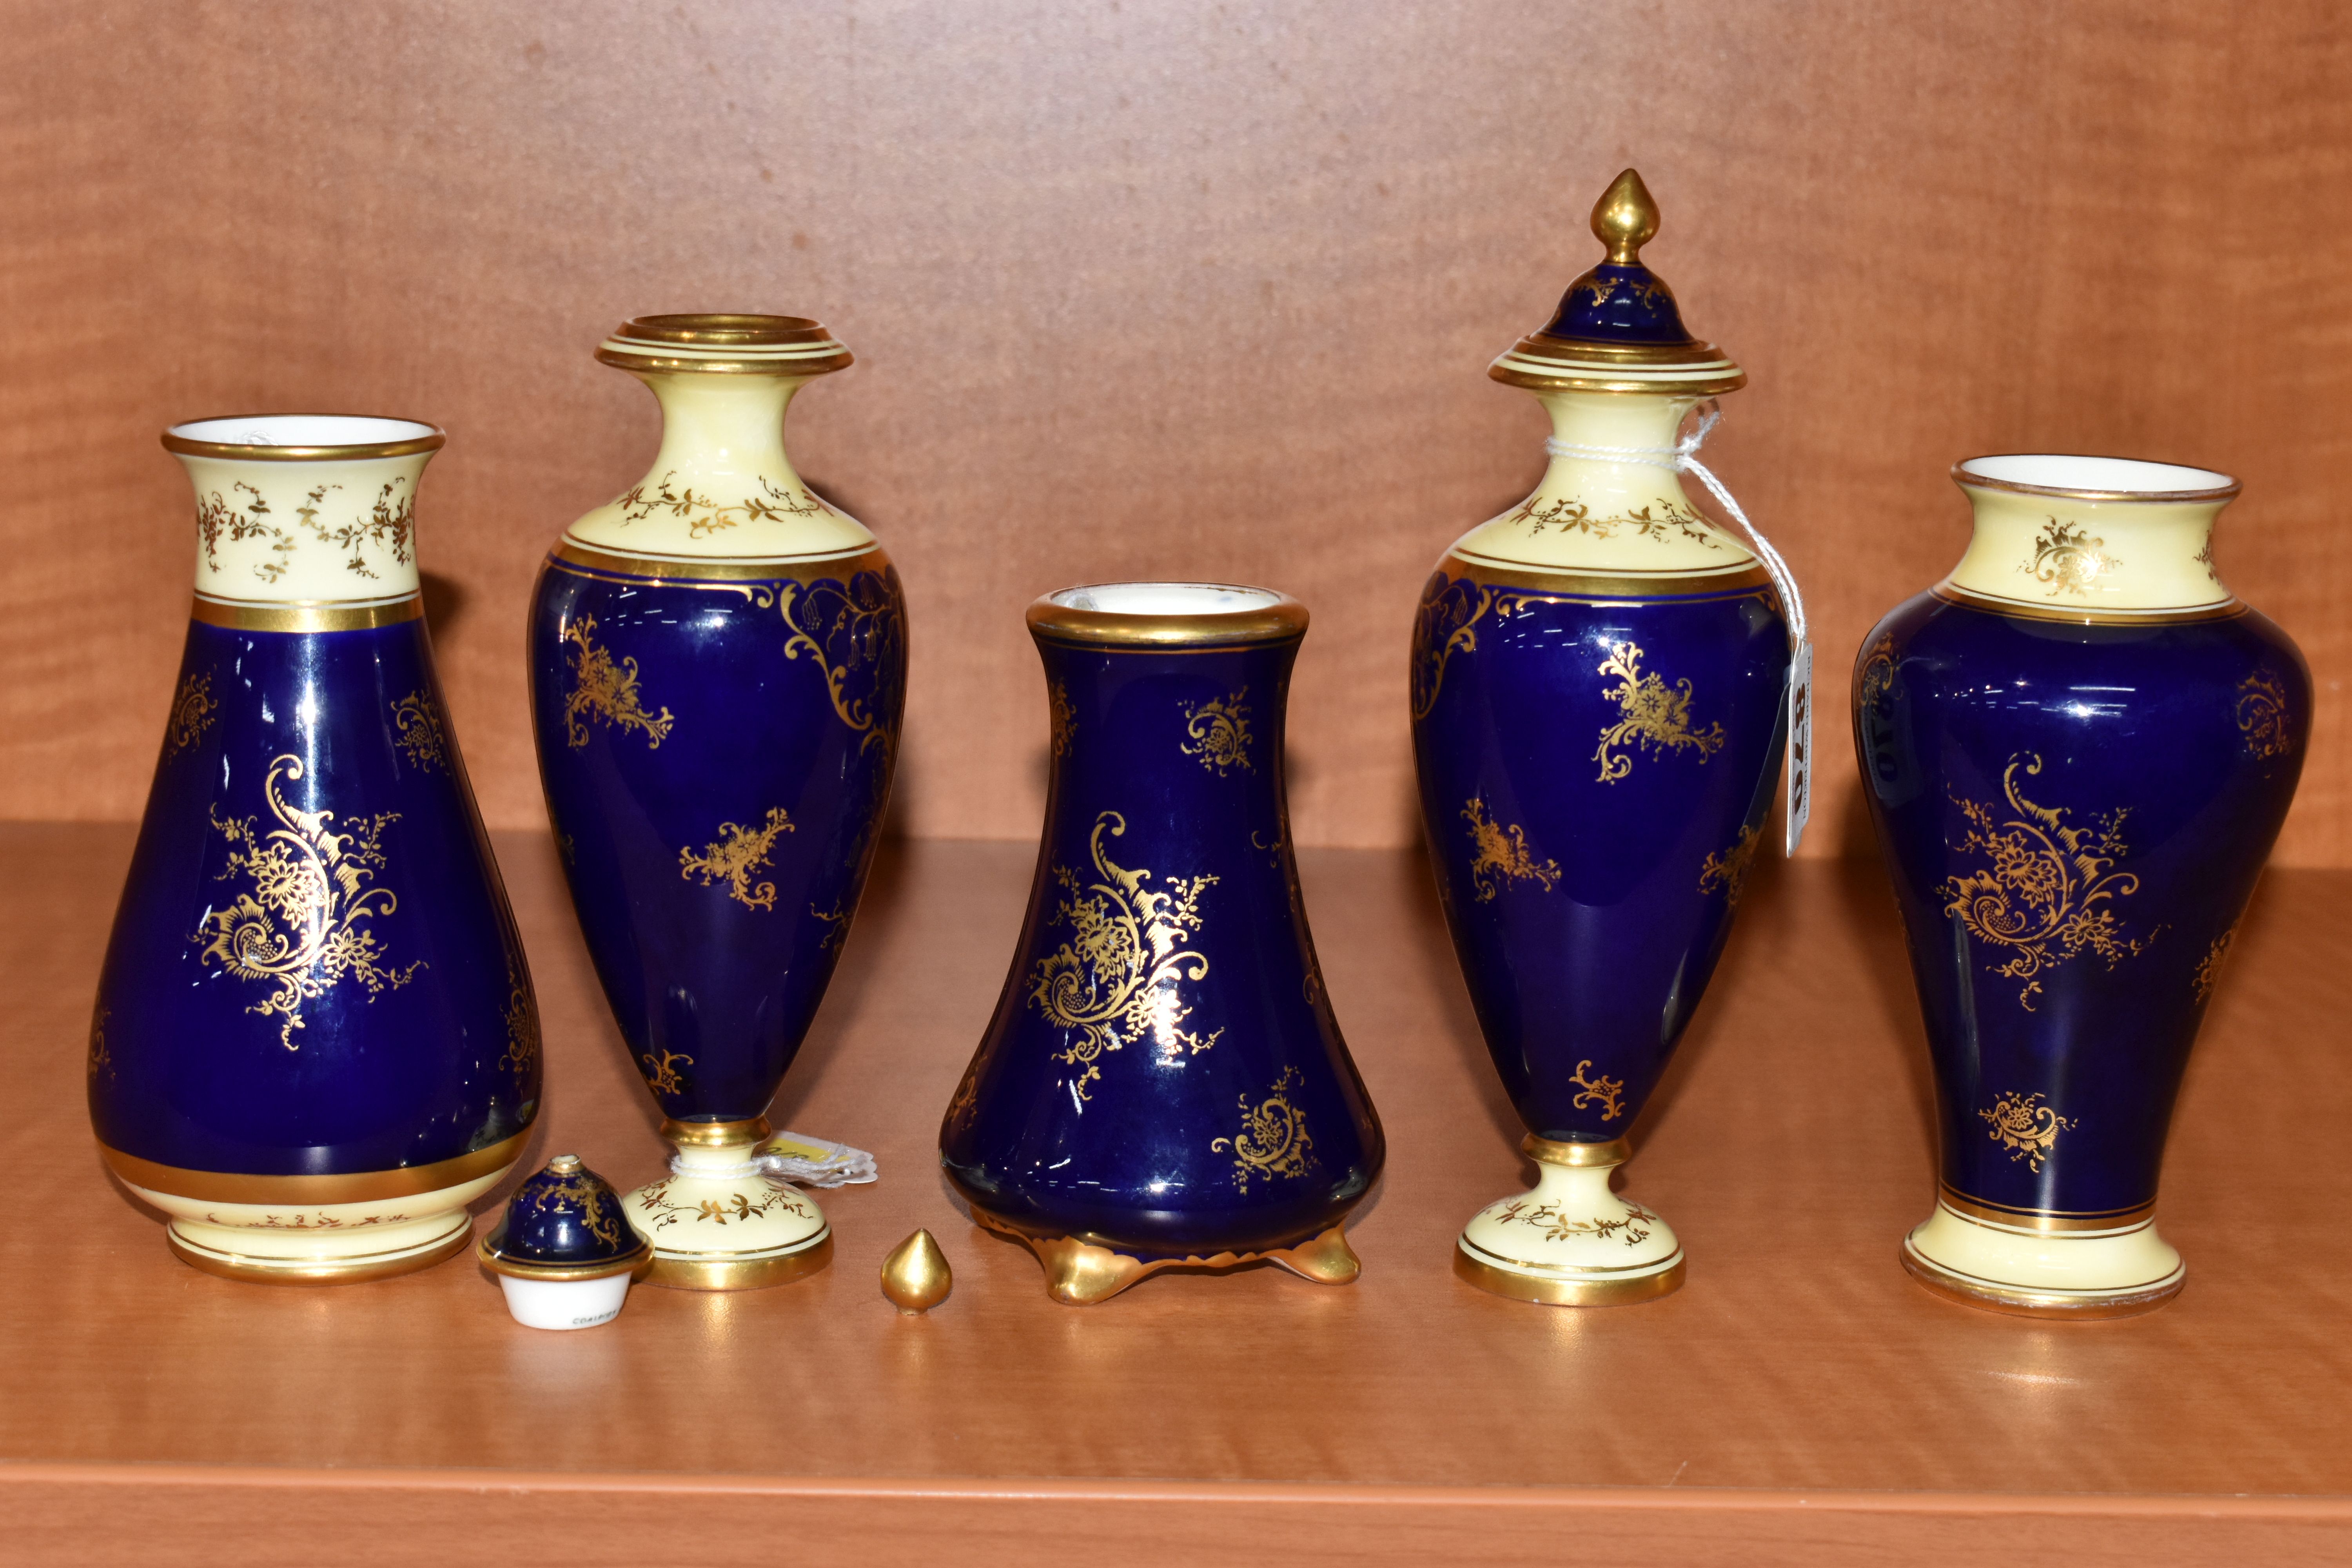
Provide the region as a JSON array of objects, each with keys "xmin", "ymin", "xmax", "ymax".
[
  {"xmin": 1490, "ymin": 169, "xmax": 1745, "ymax": 397},
  {"xmin": 476, "ymin": 1154, "xmax": 651, "ymax": 1281}
]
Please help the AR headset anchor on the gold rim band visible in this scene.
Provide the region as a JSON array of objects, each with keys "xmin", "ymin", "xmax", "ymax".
[
  {"xmin": 1453, "ymin": 1246, "xmax": 1684, "ymax": 1307},
  {"xmin": 1490, "ymin": 332, "xmax": 1746, "ymax": 397},
  {"xmin": 661, "ymin": 1116, "xmax": 773, "ymax": 1149},
  {"xmin": 550, "ymin": 539, "xmax": 889, "ymax": 584},
  {"xmin": 103, "ymin": 1128, "xmax": 532, "ymax": 1206},
  {"xmin": 166, "ymin": 1220, "xmax": 475, "ymax": 1285},
  {"xmin": 1937, "ymin": 1186, "xmax": 2156, "ymax": 1234},
  {"xmin": 162, "ymin": 419, "xmax": 446, "ymax": 463},
  {"xmin": 1523, "ymin": 1134, "xmax": 1629, "ymax": 1167},
  {"xmin": 641, "ymin": 1232, "xmax": 833, "ymax": 1291},
  {"xmin": 1932, "ymin": 583, "xmax": 2245, "ymax": 627},
  {"xmin": 477, "ymin": 1235, "xmax": 654, "ymax": 1283},
  {"xmin": 1951, "ymin": 456, "xmax": 2239, "ymax": 505},
  {"xmin": 191, "ymin": 594, "xmax": 424, "ymax": 633},
  {"xmin": 1026, "ymin": 586, "xmax": 1308, "ymax": 649},
  {"xmin": 1446, "ymin": 555, "xmax": 1772, "ymax": 601},
  {"xmin": 1900, "ymin": 1240, "xmax": 2185, "ymax": 1320}
]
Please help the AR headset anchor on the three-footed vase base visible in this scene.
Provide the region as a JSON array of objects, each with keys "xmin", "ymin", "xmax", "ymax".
[{"xmin": 972, "ymin": 1208, "xmax": 1361, "ymax": 1305}]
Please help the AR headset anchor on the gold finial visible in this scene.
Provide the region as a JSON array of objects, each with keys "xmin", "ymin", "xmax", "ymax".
[
  {"xmin": 1591, "ymin": 168, "xmax": 1659, "ymax": 265},
  {"xmin": 880, "ymin": 1229, "xmax": 952, "ymax": 1313}
]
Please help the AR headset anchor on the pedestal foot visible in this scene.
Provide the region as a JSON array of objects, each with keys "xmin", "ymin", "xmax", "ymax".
[
  {"xmin": 1900, "ymin": 1195, "xmax": 2184, "ymax": 1319},
  {"xmin": 1454, "ymin": 1135, "xmax": 1685, "ymax": 1308},
  {"xmin": 973, "ymin": 1209, "xmax": 1362, "ymax": 1305},
  {"xmin": 623, "ymin": 1118, "xmax": 832, "ymax": 1292}
]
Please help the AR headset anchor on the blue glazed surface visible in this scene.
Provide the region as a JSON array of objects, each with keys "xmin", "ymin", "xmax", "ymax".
[
  {"xmin": 941, "ymin": 630, "xmax": 1384, "ymax": 1258},
  {"xmin": 528, "ymin": 552, "xmax": 906, "ymax": 1123},
  {"xmin": 1412, "ymin": 570, "xmax": 1789, "ymax": 1142},
  {"xmin": 92, "ymin": 617, "xmax": 538, "ymax": 1175},
  {"xmin": 1539, "ymin": 263, "xmax": 1692, "ymax": 345},
  {"xmin": 493, "ymin": 1158, "xmax": 642, "ymax": 1265},
  {"xmin": 1854, "ymin": 593, "xmax": 2310, "ymax": 1218}
]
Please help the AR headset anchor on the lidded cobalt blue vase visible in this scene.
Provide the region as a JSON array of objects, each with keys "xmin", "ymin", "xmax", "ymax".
[
  {"xmin": 528, "ymin": 315, "xmax": 905, "ymax": 1290},
  {"xmin": 93, "ymin": 415, "xmax": 541, "ymax": 1283},
  {"xmin": 942, "ymin": 584, "xmax": 1385, "ymax": 1305},
  {"xmin": 1412, "ymin": 171, "xmax": 1799, "ymax": 1306},
  {"xmin": 1858, "ymin": 454, "xmax": 2309, "ymax": 1318}
]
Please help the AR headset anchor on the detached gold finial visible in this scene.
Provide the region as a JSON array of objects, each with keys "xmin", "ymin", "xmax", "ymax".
[
  {"xmin": 880, "ymin": 1229, "xmax": 952, "ymax": 1313},
  {"xmin": 1591, "ymin": 168, "xmax": 1659, "ymax": 265}
]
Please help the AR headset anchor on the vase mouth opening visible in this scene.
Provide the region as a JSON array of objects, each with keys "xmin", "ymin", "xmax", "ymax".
[
  {"xmin": 162, "ymin": 415, "xmax": 445, "ymax": 462},
  {"xmin": 1029, "ymin": 581, "xmax": 1308, "ymax": 648},
  {"xmin": 598, "ymin": 312, "xmax": 853, "ymax": 377},
  {"xmin": 1954, "ymin": 453, "xmax": 2239, "ymax": 503}
]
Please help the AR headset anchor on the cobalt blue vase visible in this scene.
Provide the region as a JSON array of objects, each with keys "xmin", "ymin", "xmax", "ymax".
[
  {"xmin": 1413, "ymin": 171, "xmax": 1796, "ymax": 1306},
  {"xmin": 93, "ymin": 415, "xmax": 539, "ymax": 1284},
  {"xmin": 528, "ymin": 315, "xmax": 905, "ymax": 1290},
  {"xmin": 942, "ymin": 583, "xmax": 1385, "ymax": 1305},
  {"xmin": 1858, "ymin": 453, "xmax": 2310, "ymax": 1319}
]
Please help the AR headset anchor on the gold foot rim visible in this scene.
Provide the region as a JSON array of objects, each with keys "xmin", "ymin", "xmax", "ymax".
[
  {"xmin": 641, "ymin": 1230, "xmax": 833, "ymax": 1292},
  {"xmin": 1899, "ymin": 1238, "xmax": 2185, "ymax": 1320},
  {"xmin": 973, "ymin": 1209, "xmax": 1359, "ymax": 1305},
  {"xmin": 167, "ymin": 1219, "xmax": 473, "ymax": 1285},
  {"xmin": 1452, "ymin": 1243, "xmax": 1684, "ymax": 1307}
]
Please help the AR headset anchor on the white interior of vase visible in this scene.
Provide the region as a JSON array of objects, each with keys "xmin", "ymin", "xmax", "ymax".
[
  {"xmin": 1049, "ymin": 582, "xmax": 1282, "ymax": 616},
  {"xmin": 168, "ymin": 415, "xmax": 438, "ymax": 448},
  {"xmin": 1958, "ymin": 454, "xmax": 2234, "ymax": 496}
]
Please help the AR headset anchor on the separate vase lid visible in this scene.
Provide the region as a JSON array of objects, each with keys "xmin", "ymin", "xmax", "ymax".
[
  {"xmin": 477, "ymin": 1154, "xmax": 650, "ymax": 1281},
  {"xmin": 1489, "ymin": 169, "xmax": 1745, "ymax": 397},
  {"xmin": 595, "ymin": 313, "xmax": 853, "ymax": 377}
]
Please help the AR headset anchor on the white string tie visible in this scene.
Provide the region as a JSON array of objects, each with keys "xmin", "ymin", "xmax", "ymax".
[{"xmin": 1542, "ymin": 403, "xmax": 1813, "ymax": 853}]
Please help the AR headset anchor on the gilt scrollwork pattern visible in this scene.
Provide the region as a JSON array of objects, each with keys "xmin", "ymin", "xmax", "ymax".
[
  {"xmin": 1492, "ymin": 1194, "xmax": 1658, "ymax": 1246},
  {"xmin": 639, "ymin": 1048, "xmax": 692, "ymax": 1097},
  {"xmin": 1697, "ymin": 823, "xmax": 1762, "ymax": 906},
  {"xmin": 617, "ymin": 473, "xmax": 824, "ymax": 539},
  {"xmin": 2021, "ymin": 518, "xmax": 2120, "ymax": 599},
  {"xmin": 1180, "ymin": 690, "xmax": 1254, "ymax": 775},
  {"xmin": 1048, "ymin": 680, "xmax": 1077, "ymax": 760},
  {"xmin": 2234, "ymin": 670, "xmax": 2293, "ymax": 760},
  {"xmin": 1026, "ymin": 811, "xmax": 1220, "ymax": 1100},
  {"xmin": 1979, "ymin": 1090, "xmax": 2076, "ymax": 1174},
  {"xmin": 1504, "ymin": 494, "xmax": 1718, "ymax": 548},
  {"xmin": 777, "ymin": 569, "xmax": 907, "ymax": 759},
  {"xmin": 678, "ymin": 807, "xmax": 795, "ymax": 911},
  {"xmin": 1941, "ymin": 755, "xmax": 2153, "ymax": 1011},
  {"xmin": 194, "ymin": 479, "xmax": 416, "ymax": 584},
  {"xmin": 1570, "ymin": 1059, "xmax": 1626, "ymax": 1120},
  {"xmin": 2193, "ymin": 927, "xmax": 2235, "ymax": 1005},
  {"xmin": 634, "ymin": 1178, "xmax": 812, "ymax": 1229},
  {"xmin": 1462, "ymin": 798, "xmax": 1559, "ymax": 903},
  {"xmin": 1210, "ymin": 1065, "xmax": 1318, "ymax": 1192},
  {"xmin": 498, "ymin": 947, "xmax": 538, "ymax": 1086},
  {"xmin": 561, "ymin": 615, "xmax": 675, "ymax": 749},
  {"xmin": 1593, "ymin": 641, "xmax": 1726, "ymax": 783},
  {"xmin": 529, "ymin": 1169, "xmax": 624, "ymax": 1247},
  {"xmin": 1410, "ymin": 572, "xmax": 1493, "ymax": 721},
  {"xmin": 390, "ymin": 691, "xmax": 448, "ymax": 775},
  {"xmin": 193, "ymin": 754, "xmax": 422, "ymax": 1050},
  {"xmin": 164, "ymin": 672, "xmax": 219, "ymax": 760}
]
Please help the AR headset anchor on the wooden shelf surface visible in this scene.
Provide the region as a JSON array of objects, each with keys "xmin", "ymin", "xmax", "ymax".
[{"xmin": 4, "ymin": 822, "xmax": 2350, "ymax": 1564}]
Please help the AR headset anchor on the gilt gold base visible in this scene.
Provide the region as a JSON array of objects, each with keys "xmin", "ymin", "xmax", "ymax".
[
  {"xmin": 1452, "ymin": 1244, "xmax": 1686, "ymax": 1307},
  {"xmin": 973, "ymin": 1208, "xmax": 1360, "ymax": 1305},
  {"xmin": 1899, "ymin": 1238, "xmax": 2185, "ymax": 1320},
  {"xmin": 641, "ymin": 1231, "xmax": 833, "ymax": 1292},
  {"xmin": 166, "ymin": 1217, "xmax": 474, "ymax": 1285}
]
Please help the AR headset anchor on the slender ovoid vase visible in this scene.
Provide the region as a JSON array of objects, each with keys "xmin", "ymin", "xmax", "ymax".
[
  {"xmin": 1413, "ymin": 171, "xmax": 1794, "ymax": 1306},
  {"xmin": 93, "ymin": 416, "xmax": 539, "ymax": 1283},
  {"xmin": 942, "ymin": 584, "xmax": 1384, "ymax": 1305},
  {"xmin": 1857, "ymin": 454, "xmax": 2308, "ymax": 1318},
  {"xmin": 529, "ymin": 315, "xmax": 905, "ymax": 1290}
]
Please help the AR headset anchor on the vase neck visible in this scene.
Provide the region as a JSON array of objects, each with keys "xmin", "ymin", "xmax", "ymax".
[
  {"xmin": 563, "ymin": 372, "xmax": 875, "ymax": 563},
  {"xmin": 1945, "ymin": 483, "xmax": 2234, "ymax": 619},
  {"xmin": 176, "ymin": 450, "xmax": 434, "ymax": 604},
  {"xmin": 1445, "ymin": 392, "xmax": 1755, "ymax": 579}
]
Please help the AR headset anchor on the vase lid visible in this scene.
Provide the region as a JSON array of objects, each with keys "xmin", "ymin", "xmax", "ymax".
[
  {"xmin": 596, "ymin": 313, "xmax": 853, "ymax": 377},
  {"xmin": 1489, "ymin": 169, "xmax": 1745, "ymax": 397},
  {"xmin": 476, "ymin": 1154, "xmax": 650, "ymax": 1282}
]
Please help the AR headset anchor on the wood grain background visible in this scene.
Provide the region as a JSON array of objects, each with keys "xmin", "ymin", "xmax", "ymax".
[{"xmin": 3, "ymin": 0, "xmax": 2344, "ymax": 860}]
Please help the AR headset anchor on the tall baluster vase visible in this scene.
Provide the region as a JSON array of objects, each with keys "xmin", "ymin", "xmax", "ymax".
[
  {"xmin": 93, "ymin": 416, "xmax": 540, "ymax": 1283},
  {"xmin": 1857, "ymin": 454, "xmax": 2308, "ymax": 1318},
  {"xmin": 529, "ymin": 315, "xmax": 906, "ymax": 1290},
  {"xmin": 1413, "ymin": 171, "xmax": 1795, "ymax": 1305},
  {"xmin": 942, "ymin": 584, "xmax": 1385, "ymax": 1305}
]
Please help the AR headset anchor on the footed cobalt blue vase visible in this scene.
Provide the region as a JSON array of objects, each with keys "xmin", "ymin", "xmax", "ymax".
[
  {"xmin": 1858, "ymin": 454, "xmax": 2309, "ymax": 1319},
  {"xmin": 528, "ymin": 315, "xmax": 906, "ymax": 1290},
  {"xmin": 93, "ymin": 416, "xmax": 539, "ymax": 1283},
  {"xmin": 942, "ymin": 584, "xmax": 1385, "ymax": 1305},
  {"xmin": 1413, "ymin": 171, "xmax": 1796, "ymax": 1306}
]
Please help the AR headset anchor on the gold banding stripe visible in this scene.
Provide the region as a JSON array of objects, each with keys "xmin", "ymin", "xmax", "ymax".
[
  {"xmin": 662, "ymin": 1116, "xmax": 773, "ymax": 1149},
  {"xmin": 1027, "ymin": 586, "xmax": 1308, "ymax": 649},
  {"xmin": 1448, "ymin": 556, "xmax": 1772, "ymax": 601},
  {"xmin": 1937, "ymin": 1185, "xmax": 2155, "ymax": 1234},
  {"xmin": 1900, "ymin": 1241, "xmax": 2184, "ymax": 1320},
  {"xmin": 1932, "ymin": 583, "xmax": 2246, "ymax": 627},
  {"xmin": 102, "ymin": 1127, "xmax": 531, "ymax": 1206},
  {"xmin": 1523, "ymin": 1134, "xmax": 1630, "ymax": 1167},
  {"xmin": 162, "ymin": 418, "xmax": 446, "ymax": 463},
  {"xmin": 168, "ymin": 1225, "xmax": 476, "ymax": 1286},
  {"xmin": 477, "ymin": 1234, "xmax": 653, "ymax": 1283},
  {"xmin": 1951, "ymin": 457, "xmax": 2240, "ymax": 505},
  {"xmin": 550, "ymin": 539, "xmax": 889, "ymax": 584},
  {"xmin": 1453, "ymin": 1245, "xmax": 1684, "ymax": 1306},
  {"xmin": 1490, "ymin": 332, "xmax": 1746, "ymax": 397},
  {"xmin": 596, "ymin": 313, "xmax": 852, "ymax": 377},
  {"xmin": 641, "ymin": 1233, "xmax": 833, "ymax": 1291},
  {"xmin": 191, "ymin": 594, "xmax": 424, "ymax": 633}
]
